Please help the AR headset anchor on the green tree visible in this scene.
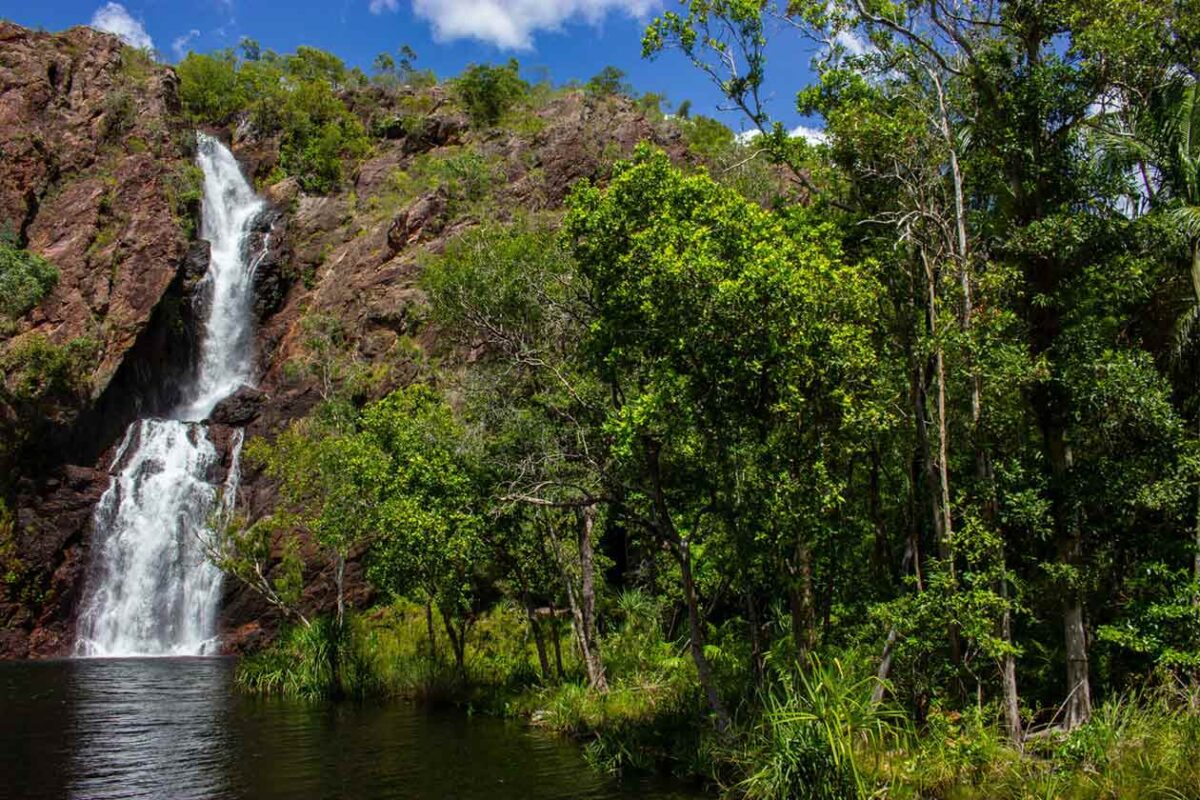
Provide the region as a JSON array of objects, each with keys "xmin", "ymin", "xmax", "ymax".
[
  {"xmin": 585, "ymin": 65, "xmax": 630, "ymax": 97},
  {"xmin": 423, "ymin": 220, "xmax": 612, "ymax": 690},
  {"xmin": 362, "ymin": 385, "xmax": 487, "ymax": 675},
  {"xmin": 454, "ymin": 60, "xmax": 529, "ymax": 128},
  {"xmin": 564, "ymin": 146, "xmax": 887, "ymax": 728}
]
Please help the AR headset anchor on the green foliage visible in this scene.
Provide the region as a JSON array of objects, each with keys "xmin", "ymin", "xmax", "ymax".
[
  {"xmin": 0, "ymin": 335, "xmax": 97, "ymax": 404},
  {"xmin": 208, "ymin": 7, "xmax": 1200, "ymax": 798},
  {"xmin": 374, "ymin": 148, "xmax": 502, "ymax": 219},
  {"xmin": 585, "ymin": 66, "xmax": 631, "ymax": 98},
  {"xmin": 360, "ymin": 385, "xmax": 486, "ymax": 668},
  {"xmin": 454, "ymin": 60, "xmax": 529, "ymax": 128},
  {"xmin": 176, "ymin": 51, "xmax": 243, "ymax": 122},
  {"xmin": 100, "ymin": 90, "xmax": 135, "ymax": 141},
  {"xmin": 176, "ymin": 47, "xmax": 370, "ymax": 192},
  {"xmin": 236, "ymin": 616, "xmax": 380, "ymax": 700},
  {"xmin": 0, "ymin": 239, "xmax": 58, "ymax": 320},
  {"xmin": 678, "ymin": 114, "xmax": 734, "ymax": 159},
  {"xmin": 746, "ymin": 659, "xmax": 898, "ymax": 799},
  {"xmin": 163, "ymin": 163, "xmax": 204, "ymax": 237},
  {"xmin": 277, "ymin": 78, "xmax": 370, "ymax": 193}
]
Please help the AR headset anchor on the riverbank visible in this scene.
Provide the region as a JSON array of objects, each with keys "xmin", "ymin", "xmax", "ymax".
[{"xmin": 235, "ymin": 602, "xmax": 1200, "ymax": 799}]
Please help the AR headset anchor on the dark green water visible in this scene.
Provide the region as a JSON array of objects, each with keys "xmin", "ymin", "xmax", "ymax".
[{"xmin": 0, "ymin": 658, "xmax": 702, "ymax": 800}]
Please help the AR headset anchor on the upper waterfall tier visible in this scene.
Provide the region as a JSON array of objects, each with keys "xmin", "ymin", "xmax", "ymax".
[{"xmin": 176, "ymin": 132, "xmax": 266, "ymax": 422}]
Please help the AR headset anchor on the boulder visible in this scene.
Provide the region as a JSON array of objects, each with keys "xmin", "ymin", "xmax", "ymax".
[{"xmin": 208, "ymin": 385, "xmax": 267, "ymax": 426}]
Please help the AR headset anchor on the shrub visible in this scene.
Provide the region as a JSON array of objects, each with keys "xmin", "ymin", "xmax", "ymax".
[
  {"xmin": 177, "ymin": 48, "xmax": 371, "ymax": 193},
  {"xmin": 163, "ymin": 164, "xmax": 205, "ymax": 237},
  {"xmin": 679, "ymin": 115, "xmax": 735, "ymax": 159},
  {"xmin": 454, "ymin": 60, "xmax": 529, "ymax": 128},
  {"xmin": 101, "ymin": 90, "xmax": 136, "ymax": 140},
  {"xmin": 0, "ymin": 335, "xmax": 98, "ymax": 403},
  {"xmin": 0, "ymin": 239, "xmax": 58, "ymax": 320}
]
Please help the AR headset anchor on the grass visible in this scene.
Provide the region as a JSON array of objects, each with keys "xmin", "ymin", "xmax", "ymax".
[{"xmin": 235, "ymin": 602, "xmax": 1200, "ymax": 799}]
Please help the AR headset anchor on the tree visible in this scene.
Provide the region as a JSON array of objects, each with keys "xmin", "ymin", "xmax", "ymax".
[
  {"xmin": 454, "ymin": 60, "xmax": 529, "ymax": 128},
  {"xmin": 564, "ymin": 146, "xmax": 887, "ymax": 729},
  {"xmin": 362, "ymin": 385, "xmax": 487, "ymax": 676},
  {"xmin": 423, "ymin": 220, "xmax": 612, "ymax": 690},
  {"xmin": 0, "ymin": 236, "xmax": 58, "ymax": 320},
  {"xmin": 244, "ymin": 415, "xmax": 383, "ymax": 697},
  {"xmin": 585, "ymin": 66, "xmax": 630, "ymax": 97}
]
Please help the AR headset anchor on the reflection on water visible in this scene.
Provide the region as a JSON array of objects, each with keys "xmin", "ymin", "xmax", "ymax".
[{"xmin": 0, "ymin": 658, "xmax": 701, "ymax": 800}]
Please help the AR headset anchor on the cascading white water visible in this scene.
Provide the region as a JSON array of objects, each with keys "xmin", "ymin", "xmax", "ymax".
[{"xmin": 76, "ymin": 133, "xmax": 265, "ymax": 657}]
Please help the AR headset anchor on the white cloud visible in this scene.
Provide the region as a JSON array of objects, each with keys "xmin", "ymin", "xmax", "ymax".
[
  {"xmin": 171, "ymin": 28, "xmax": 200, "ymax": 59},
  {"xmin": 736, "ymin": 126, "xmax": 828, "ymax": 146},
  {"xmin": 402, "ymin": 0, "xmax": 659, "ymax": 50},
  {"xmin": 90, "ymin": 3, "xmax": 154, "ymax": 51},
  {"xmin": 835, "ymin": 29, "xmax": 868, "ymax": 57},
  {"xmin": 790, "ymin": 124, "xmax": 828, "ymax": 145}
]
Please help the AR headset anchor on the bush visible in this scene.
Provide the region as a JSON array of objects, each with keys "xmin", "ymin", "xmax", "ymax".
[
  {"xmin": 454, "ymin": 60, "xmax": 529, "ymax": 128},
  {"xmin": 0, "ymin": 240, "xmax": 58, "ymax": 320},
  {"xmin": 176, "ymin": 47, "xmax": 371, "ymax": 193},
  {"xmin": 0, "ymin": 335, "xmax": 98, "ymax": 403},
  {"xmin": 163, "ymin": 164, "xmax": 205, "ymax": 237},
  {"xmin": 101, "ymin": 90, "xmax": 136, "ymax": 140},
  {"xmin": 679, "ymin": 115, "xmax": 735, "ymax": 159},
  {"xmin": 236, "ymin": 616, "xmax": 380, "ymax": 700},
  {"xmin": 739, "ymin": 658, "xmax": 901, "ymax": 799}
]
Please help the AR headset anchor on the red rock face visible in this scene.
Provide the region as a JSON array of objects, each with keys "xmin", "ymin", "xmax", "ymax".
[{"xmin": 0, "ymin": 22, "xmax": 190, "ymax": 398}]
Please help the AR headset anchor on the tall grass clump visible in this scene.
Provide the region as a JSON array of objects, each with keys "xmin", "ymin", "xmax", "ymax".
[
  {"xmin": 736, "ymin": 657, "xmax": 902, "ymax": 800},
  {"xmin": 235, "ymin": 616, "xmax": 380, "ymax": 700}
]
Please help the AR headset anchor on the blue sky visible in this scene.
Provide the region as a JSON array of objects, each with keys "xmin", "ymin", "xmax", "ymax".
[{"xmin": 0, "ymin": 1, "xmax": 825, "ymax": 135}]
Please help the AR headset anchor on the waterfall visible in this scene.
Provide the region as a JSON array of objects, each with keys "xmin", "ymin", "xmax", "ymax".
[{"xmin": 76, "ymin": 134, "xmax": 265, "ymax": 657}]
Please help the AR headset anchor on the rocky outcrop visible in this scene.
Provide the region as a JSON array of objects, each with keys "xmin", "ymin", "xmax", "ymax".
[
  {"xmin": 0, "ymin": 22, "xmax": 192, "ymax": 398},
  {"xmin": 209, "ymin": 385, "xmax": 267, "ymax": 426},
  {"xmin": 0, "ymin": 465, "xmax": 108, "ymax": 658}
]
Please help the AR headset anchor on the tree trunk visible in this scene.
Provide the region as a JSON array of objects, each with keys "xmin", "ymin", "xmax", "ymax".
[
  {"xmin": 549, "ymin": 605, "xmax": 566, "ymax": 680},
  {"xmin": 545, "ymin": 515, "xmax": 606, "ymax": 690},
  {"xmin": 523, "ymin": 592, "xmax": 552, "ymax": 682},
  {"xmin": 1063, "ymin": 601, "xmax": 1091, "ymax": 729},
  {"xmin": 425, "ymin": 597, "xmax": 438, "ymax": 661},
  {"xmin": 577, "ymin": 503, "xmax": 607, "ymax": 691},
  {"xmin": 328, "ymin": 552, "xmax": 346, "ymax": 700},
  {"xmin": 334, "ymin": 552, "xmax": 346, "ymax": 630},
  {"xmin": 1048, "ymin": 428, "xmax": 1091, "ymax": 729},
  {"xmin": 872, "ymin": 626, "xmax": 900, "ymax": 706},
  {"xmin": 746, "ymin": 590, "xmax": 764, "ymax": 683},
  {"xmin": 868, "ymin": 447, "xmax": 888, "ymax": 580},
  {"xmin": 677, "ymin": 537, "xmax": 729, "ymax": 731},
  {"xmin": 648, "ymin": 441, "xmax": 730, "ymax": 731},
  {"xmin": 440, "ymin": 607, "xmax": 467, "ymax": 677},
  {"xmin": 873, "ymin": 532, "xmax": 920, "ymax": 705},
  {"xmin": 999, "ymin": 574, "xmax": 1023, "ymax": 746},
  {"xmin": 1192, "ymin": 242, "xmax": 1200, "ymax": 601},
  {"xmin": 788, "ymin": 542, "xmax": 817, "ymax": 663},
  {"xmin": 919, "ymin": 250, "xmax": 961, "ymax": 667}
]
